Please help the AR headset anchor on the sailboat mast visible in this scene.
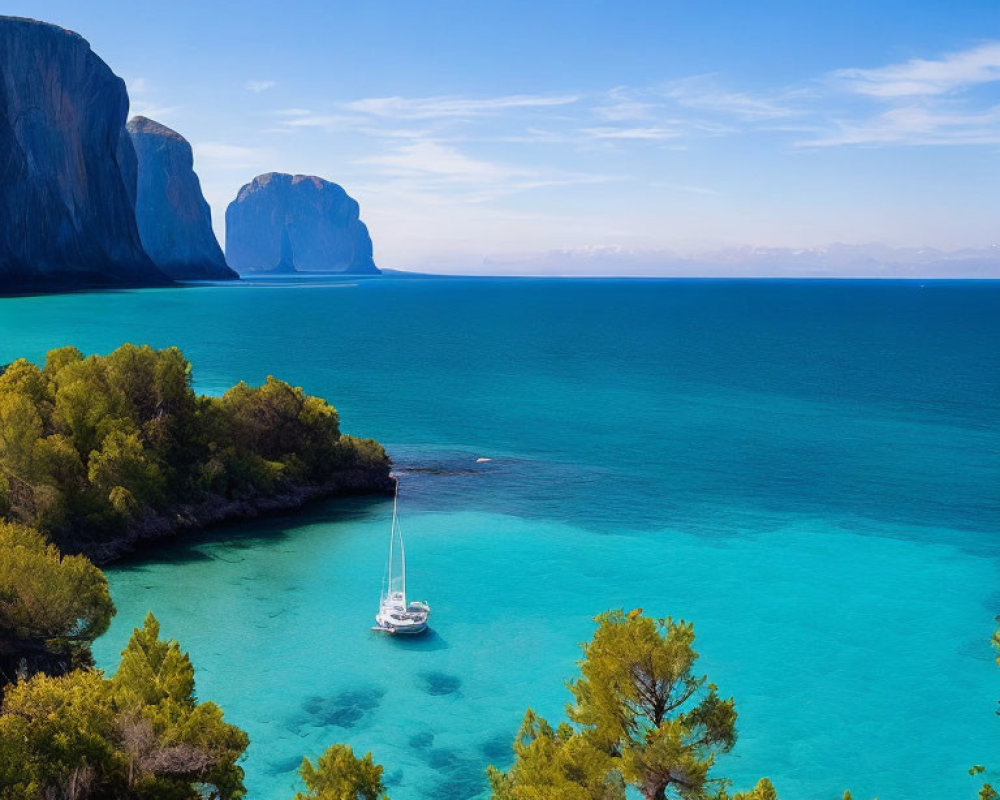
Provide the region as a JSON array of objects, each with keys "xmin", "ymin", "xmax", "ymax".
[
  {"xmin": 385, "ymin": 478, "xmax": 397, "ymax": 601},
  {"xmin": 396, "ymin": 479, "xmax": 407, "ymax": 601}
]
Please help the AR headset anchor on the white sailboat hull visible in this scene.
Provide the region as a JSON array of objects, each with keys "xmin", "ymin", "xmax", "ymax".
[
  {"xmin": 373, "ymin": 597, "xmax": 431, "ymax": 635},
  {"xmin": 374, "ymin": 480, "xmax": 431, "ymax": 635}
]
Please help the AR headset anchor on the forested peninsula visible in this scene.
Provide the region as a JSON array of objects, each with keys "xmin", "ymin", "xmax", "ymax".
[
  {"xmin": 0, "ymin": 344, "xmax": 393, "ymax": 562},
  {"xmin": 0, "ymin": 345, "xmax": 392, "ymax": 798}
]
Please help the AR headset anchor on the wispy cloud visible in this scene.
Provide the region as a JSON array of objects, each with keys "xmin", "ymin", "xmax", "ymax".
[
  {"xmin": 194, "ymin": 142, "xmax": 274, "ymax": 169},
  {"xmin": 661, "ymin": 76, "xmax": 806, "ymax": 120},
  {"xmin": 583, "ymin": 126, "xmax": 681, "ymax": 140},
  {"xmin": 265, "ymin": 108, "xmax": 434, "ymax": 139},
  {"xmin": 125, "ymin": 76, "xmax": 179, "ymax": 121},
  {"xmin": 648, "ymin": 181, "xmax": 723, "ymax": 196},
  {"xmin": 804, "ymin": 41, "xmax": 1000, "ymax": 146},
  {"xmin": 355, "ymin": 138, "xmax": 618, "ymax": 205},
  {"xmin": 359, "ymin": 140, "xmax": 512, "ymax": 182},
  {"xmin": 129, "ymin": 100, "xmax": 181, "ymax": 120},
  {"xmin": 802, "ymin": 104, "xmax": 1000, "ymax": 147},
  {"xmin": 275, "ymin": 113, "xmax": 361, "ymax": 130},
  {"xmin": 342, "ymin": 93, "xmax": 580, "ymax": 119},
  {"xmin": 265, "ymin": 93, "xmax": 580, "ymax": 140},
  {"xmin": 267, "ymin": 84, "xmax": 792, "ymax": 147},
  {"xmin": 593, "ymin": 87, "xmax": 658, "ymax": 121},
  {"xmin": 832, "ymin": 41, "xmax": 1000, "ymax": 97},
  {"xmin": 580, "ymin": 81, "xmax": 800, "ymax": 144},
  {"xmin": 246, "ymin": 79, "xmax": 277, "ymax": 93}
]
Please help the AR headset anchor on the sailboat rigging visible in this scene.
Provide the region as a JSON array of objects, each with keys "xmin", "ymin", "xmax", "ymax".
[{"xmin": 372, "ymin": 477, "xmax": 430, "ymax": 635}]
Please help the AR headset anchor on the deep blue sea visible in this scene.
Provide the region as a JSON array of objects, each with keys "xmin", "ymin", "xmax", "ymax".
[{"xmin": 2, "ymin": 277, "xmax": 998, "ymax": 799}]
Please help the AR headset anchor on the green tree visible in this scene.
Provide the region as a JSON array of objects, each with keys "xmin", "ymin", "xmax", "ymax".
[
  {"xmin": 0, "ymin": 523, "xmax": 113, "ymax": 686},
  {"xmin": 0, "ymin": 359, "xmax": 51, "ymax": 417},
  {"xmin": 488, "ymin": 709, "xmax": 624, "ymax": 800},
  {"xmin": 0, "ymin": 669, "xmax": 121, "ymax": 799},
  {"xmin": 51, "ymin": 354, "xmax": 126, "ymax": 460},
  {"xmin": 0, "ymin": 615, "xmax": 249, "ymax": 800},
  {"xmin": 295, "ymin": 744, "xmax": 388, "ymax": 800},
  {"xmin": 711, "ymin": 778, "xmax": 779, "ymax": 800},
  {"xmin": 1, "ymin": 343, "xmax": 391, "ymax": 551},
  {"xmin": 111, "ymin": 613, "xmax": 249, "ymax": 799},
  {"xmin": 567, "ymin": 610, "xmax": 737, "ymax": 800},
  {"xmin": 736, "ymin": 779, "xmax": 777, "ymax": 800},
  {"xmin": 87, "ymin": 429, "xmax": 165, "ymax": 515},
  {"xmin": 975, "ymin": 624, "xmax": 1000, "ymax": 800},
  {"xmin": 42, "ymin": 345, "xmax": 84, "ymax": 380},
  {"xmin": 0, "ymin": 391, "xmax": 44, "ymax": 479},
  {"xmin": 221, "ymin": 377, "xmax": 342, "ymax": 478}
]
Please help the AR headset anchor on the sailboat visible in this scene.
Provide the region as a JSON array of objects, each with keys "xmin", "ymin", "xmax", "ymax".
[{"xmin": 372, "ymin": 478, "xmax": 430, "ymax": 635}]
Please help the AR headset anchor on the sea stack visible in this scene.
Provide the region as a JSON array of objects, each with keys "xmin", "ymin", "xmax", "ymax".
[
  {"xmin": 225, "ymin": 173, "xmax": 380, "ymax": 274},
  {"xmin": 0, "ymin": 17, "xmax": 169, "ymax": 291},
  {"xmin": 127, "ymin": 116, "xmax": 237, "ymax": 280}
]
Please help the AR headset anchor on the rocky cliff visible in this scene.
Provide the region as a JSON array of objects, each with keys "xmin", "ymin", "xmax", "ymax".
[
  {"xmin": 128, "ymin": 116, "xmax": 237, "ymax": 280},
  {"xmin": 0, "ymin": 17, "xmax": 169, "ymax": 291},
  {"xmin": 225, "ymin": 173, "xmax": 380, "ymax": 274}
]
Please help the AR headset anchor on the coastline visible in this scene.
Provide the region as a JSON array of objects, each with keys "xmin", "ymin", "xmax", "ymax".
[{"xmin": 80, "ymin": 467, "xmax": 396, "ymax": 565}]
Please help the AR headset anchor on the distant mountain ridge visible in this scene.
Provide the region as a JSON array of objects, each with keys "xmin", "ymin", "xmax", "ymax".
[{"xmin": 472, "ymin": 243, "xmax": 1000, "ymax": 278}]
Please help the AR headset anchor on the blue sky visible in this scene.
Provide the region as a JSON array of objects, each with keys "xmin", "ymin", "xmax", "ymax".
[{"xmin": 15, "ymin": 1, "xmax": 1000, "ymax": 273}]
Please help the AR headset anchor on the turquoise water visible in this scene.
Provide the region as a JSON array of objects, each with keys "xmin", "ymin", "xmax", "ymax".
[{"xmin": 1, "ymin": 277, "xmax": 998, "ymax": 799}]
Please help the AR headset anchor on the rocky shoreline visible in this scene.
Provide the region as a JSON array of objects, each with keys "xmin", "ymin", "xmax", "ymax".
[{"xmin": 75, "ymin": 467, "xmax": 395, "ymax": 565}]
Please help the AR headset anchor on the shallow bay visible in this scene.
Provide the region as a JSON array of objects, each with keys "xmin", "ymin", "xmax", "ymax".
[{"xmin": 2, "ymin": 277, "xmax": 998, "ymax": 799}]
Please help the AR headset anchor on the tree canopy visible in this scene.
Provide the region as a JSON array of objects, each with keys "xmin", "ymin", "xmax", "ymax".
[
  {"xmin": 295, "ymin": 743, "xmax": 389, "ymax": 800},
  {"xmin": 566, "ymin": 610, "xmax": 737, "ymax": 800},
  {"xmin": 0, "ymin": 522, "xmax": 113, "ymax": 686},
  {"xmin": 0, "ymin": 613, "xmax": 248, "ymax": 800},
  {"xmin": 490, "ymin": 609, "xmax": 747, "ymax": 800},
  {"xmin": 487, "ymin": 709, "xmax": 624, "ymax": 800},
  {"xmin": 0, "ymin": 344, "xmax": 390, "ymax": 555}
]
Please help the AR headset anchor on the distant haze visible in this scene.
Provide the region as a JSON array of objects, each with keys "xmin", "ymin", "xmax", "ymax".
[
  {"xmin": 441, "ymin": 244, "xmax": 1000, "ymax": 278},
  {"xmin": 11, "ymin": 0, "xmax": 1000, "ymax": 276}
]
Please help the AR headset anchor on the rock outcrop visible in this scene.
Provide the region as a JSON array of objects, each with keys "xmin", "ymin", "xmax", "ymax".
[
  {"xmin": 0, "ymin": 17, "xmax": 169, "ymax": 291},
  {"xmin": 272, "ymin": 227, "xmax": 297, "ymax": 274},
  {"xmin": 127, "ymin": 116, "xmax": 237, "ymax": 280},
  {"xmin": 225, "ymin": 173, "xmax": 380, "ymax": 274}
]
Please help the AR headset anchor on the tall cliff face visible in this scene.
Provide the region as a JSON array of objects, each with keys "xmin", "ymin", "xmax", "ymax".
[
  {"xmin": 127, "ymin": 116, "xmax": 237, "ymax": 281},
  {"xmin": 225, "ymin": 173, "xmax": 380, "ymax": 275},
  {"xmin": 0, "ymin": 17, "xmax": 169, "ymax": 290}
]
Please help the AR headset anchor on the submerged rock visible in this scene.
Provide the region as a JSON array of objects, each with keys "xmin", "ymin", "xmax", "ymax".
[
  {"xmin": 418, "ymin": 671, "xmax": 462, "ymax": 696},
  {"xmin": 0, "ymin": 17, "xmax": 169, "ymax": 291},
  {"xmin": 225, "ymin": 172, "xmax": 380, "ymax": 274},
  {"xmin": 128, "ymin": 116, "xmax": 237, "ymax": 280}
]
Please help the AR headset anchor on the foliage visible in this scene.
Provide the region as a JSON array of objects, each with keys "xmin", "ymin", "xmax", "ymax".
[
  {"xmin": 0, "ymin": 522, "xmax": 113, "ymax": 686},
  {"xmin": 0, "ymin": 669, "xmax": 119, "ymax": 799},
  {"xmin": 111, "ymin": 614, "xmax": 248, "ymax": 799},
  {"xmin": 0, "ymin": 344, "xmax": 390, "ymax": 552},
  {"xmin": 567, "ymin": 610, "xmax": 737, "ymax": 800},
  {"xmin": 490, "ymin": 609, "xmax": 738, "ymax": 800},
  {"xmin": 487, "ymin": 710, "xmax": 624, "ymax": 800},
  {"xmin": 975, "ymin": 623, "xmax": 1000, "ymax": 800},
  {"xmin": 0, "ymin": 613, "xmax": 248, "ymax": 800},
  {"xmin": 711, "ymin": 778, "xmax": 779, "ymax": 800},
  {"xmin": 0, "ymin": 344, "xmax": 384, "ymax": 794},
  {"xmin": 295, "ymin": 743, "xmax": 389, "ymax": 800}
]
